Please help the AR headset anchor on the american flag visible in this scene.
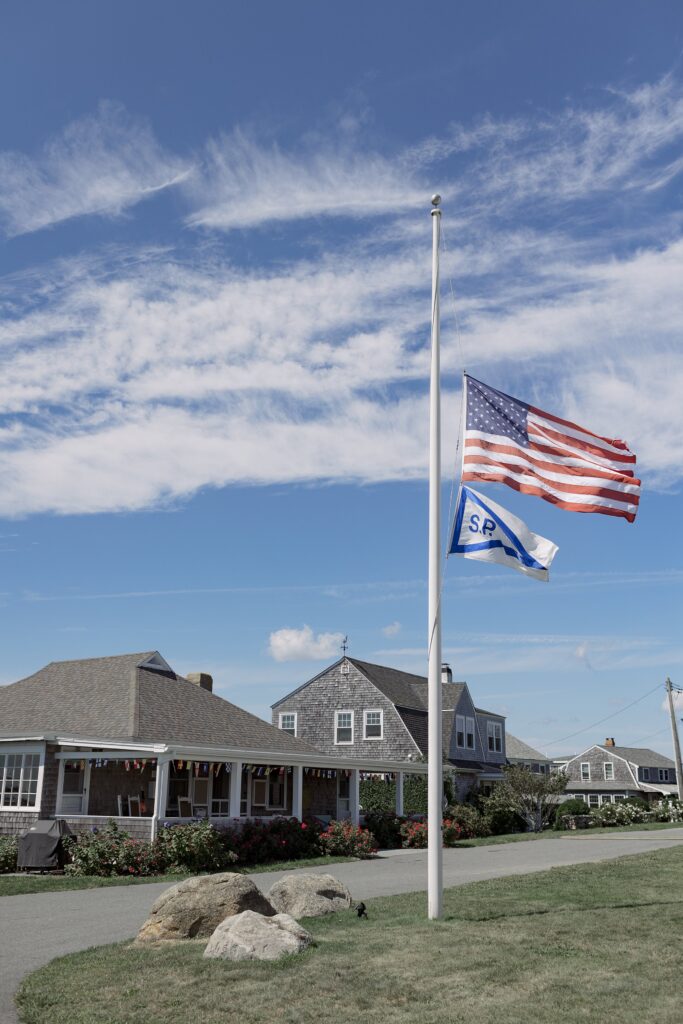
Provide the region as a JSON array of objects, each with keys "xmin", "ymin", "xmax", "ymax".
[{"xmin": 461, "ymin": 375, "xmax": 640, "ymax": 523}]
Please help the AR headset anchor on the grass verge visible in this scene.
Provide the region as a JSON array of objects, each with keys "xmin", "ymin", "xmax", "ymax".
[
  {"xmin": 453, "ymin": 819, "xmax": 683, "ymax": 846},
  {"xmin": 16, "ymin": 846, "xmax": 683, "ymax": 1024},
  {"xmin": 0, "ymin": 855, "xmax": 355, "ymax": 897}
]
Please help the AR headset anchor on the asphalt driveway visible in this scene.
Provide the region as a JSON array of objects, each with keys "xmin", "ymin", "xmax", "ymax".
[{"xmin": 2, "ymin": 828, "xmax": 683, "ymax": 1024}]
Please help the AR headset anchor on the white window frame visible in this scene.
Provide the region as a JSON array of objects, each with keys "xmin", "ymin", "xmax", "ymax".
[
  {"xmin": 588, "ymin": 793, "xmax": 600, "ymax": 807},
  {"xmin": 642, "ymin": 767, "xmax": 650, "ymax": 780},
  {"xmin": 335, "ymin": 710, "xmax": 354, "ymax": 745},
  {"xmin": 455, "ymin": 715, "xmax": 465, "ymax": 748},
  {"xmin": 487, "ymin": 721, "xmax": 502, "ymax": 753},
  {"xmin": 363, "ymin": 709, "xmax": 383, "ymax": 741},
  {"xmin": 0, "ymin": 744, "xmax": 45, "ymax": 813},
  {"xmin": 580, "ymin": 762, "xmax": 591, "ymax": 781},
  {"xmin": 658, "ymin": 768, "xmax": 670, "ymax": 782},
  {"xmin": 466, "ymin": 716, "xmax": 475, "ymax": 750},
  {"xmin": 278, "ymin": 712, "xmax": 297, "ymax": 737},
  {"xmin": 603, "ymin": 762, "xmax": 614, "ymax": 781}
]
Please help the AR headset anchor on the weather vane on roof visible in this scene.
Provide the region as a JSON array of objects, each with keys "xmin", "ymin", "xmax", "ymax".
[{"xmin": 341, "ymin": 635, "xmax": 349, "ymax": 655}]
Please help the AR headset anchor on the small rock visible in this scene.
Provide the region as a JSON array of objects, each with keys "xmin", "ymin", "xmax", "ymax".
[
  {"xmin": 268, "ymin": 873, "xmax": 352, "ymax": 918},
  {"xmin": 136, "ymin": 872, "xmax": 275, "ymax": 943},
  {"xmin": 204, "ymin": 910, "xmax": 313, "ymax": 961}
]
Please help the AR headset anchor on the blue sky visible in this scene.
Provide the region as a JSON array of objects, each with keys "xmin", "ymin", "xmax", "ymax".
[{"xmin": 1, "ymin": 2, "xmax": 682, "ymax": 758}]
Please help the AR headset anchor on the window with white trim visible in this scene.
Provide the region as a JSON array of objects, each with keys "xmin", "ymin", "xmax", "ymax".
[
  {"xmin": 335, "ymin": 711, "xmax": 353, "ymax": 744},
  {"xmin": 588, "ymin": 793, "xmax": 599, "ymax": 807},
  {"xmin": 0, "ymin": 752, "xmax": 41, "ymax": 808},
  {"xmin": 642, "ymin": 767, "xmax": 650, "ymax": 780},
  {"xmin": 363, "ymin": 710, "xmax": 383, "ymax": 740},
  {"xmin": 603, "ymin": 762, "xmax": 614, "ymax": 781},
  {"xmin": 487, "ymin": 721, "xmax": 502, "ymax": 753},
  {"xmin": 278, "ymin": 712, "xmax": 297, "ymax": 736},
  {"xmin": 456, "ymin": 715, "xmax": 465, "ymax": 748},
  {"xmin": 658, "ymin": 768, "xmax": 670, "ymax": 782},
  {"xmin": 466, "ymin": 717, "xmax": 475, "ymax": 749},
  {"xmin": 580, "ymin": 762, "xmax": 591, "ymax": 781}
]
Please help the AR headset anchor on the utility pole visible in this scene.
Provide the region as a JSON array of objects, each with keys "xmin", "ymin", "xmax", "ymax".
[{"xmin": 665, "ymin": 677, "xmax": 683, "ymax": 801}]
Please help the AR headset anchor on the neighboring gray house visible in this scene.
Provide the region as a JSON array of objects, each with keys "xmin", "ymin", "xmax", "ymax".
[
  {"xmin": 505, "ymin": 735, "xmax": 552, "ymax": 775},
  {"xmin": 558, "ymin": 738, "xmax": 677, "ymax": 807},
  {"xmin": 0, "ymin": 651, "xmax": 426, "ymax": 836},
  {"xmin": 272, "ymin": 657, "xmax": 507, "ymax": 797}
]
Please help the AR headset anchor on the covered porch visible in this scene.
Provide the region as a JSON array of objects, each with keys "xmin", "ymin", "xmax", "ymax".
[{"xmin": 52, "ymin": 742, "xmax": 428, "ymax": 839}]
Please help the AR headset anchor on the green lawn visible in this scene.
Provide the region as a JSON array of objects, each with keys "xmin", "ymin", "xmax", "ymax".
[
  {"xmin": 0, "ymin": 855, "xmax": 355, "ymax": 897},
  {"xmin": 454, "ymin": 819, "xmax": 683, "ymax": 846},
  {"xmin": 16, "ymin": 846, "xmax": 683, "ymax": 1024}
]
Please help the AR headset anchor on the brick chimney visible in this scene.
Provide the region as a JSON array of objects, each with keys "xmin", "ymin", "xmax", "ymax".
[
  {"xmin": 604, "ymin": 737, "xmax": 615, "ymax": 747},
  {"xmin": 442, "ymin": 663, "xmax": 453, "ymax": 684},
  {"xmin": 187, "ymin": 672, "xmax": 213, "ymax": 693}
]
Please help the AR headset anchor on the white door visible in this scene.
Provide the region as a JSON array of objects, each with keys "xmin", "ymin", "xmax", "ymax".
[
  {"xmin": 60, "ymin": 761, "xmax": 91, "ymax": 814},
  {"xmin": 337, "ymin": 774, "xmax": 351, "ymax": 819}
]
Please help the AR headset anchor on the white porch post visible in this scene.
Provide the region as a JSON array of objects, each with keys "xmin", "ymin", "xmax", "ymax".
[
  {"xmin": 229, "ymin": 761, "xmax": 243, "ymax": 819},
  {"xmin": 350, "ymin": 768, "xmax": 360, "ymax": 826},
  {"xmin": 292, "ymin": 765, "xmax": 303, "ymax": 820},
  {"xmin": 395, "ymin": 771, "xmax": 404, "ymax": 817},
  {"xmin": 151, "ymin": 757, "xmax": 170, "ymax": 841}
]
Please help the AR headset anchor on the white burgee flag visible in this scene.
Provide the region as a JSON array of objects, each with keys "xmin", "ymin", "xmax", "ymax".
[{"xmin": 449, "ymin": 485, "xmax": 559, "ymax": 582}]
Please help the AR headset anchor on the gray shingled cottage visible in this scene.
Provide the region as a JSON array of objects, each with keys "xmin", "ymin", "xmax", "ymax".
[
  {"xmin": 556, "ymin": 739, "xmax": 678, "ymax": 807},
  {"xmin": 0, "ymin": 651, "xmax": 426, "ymax": 838},
  {"xmin": 272, "ymin": 657, "xmax": 510, "ymax": 799}
]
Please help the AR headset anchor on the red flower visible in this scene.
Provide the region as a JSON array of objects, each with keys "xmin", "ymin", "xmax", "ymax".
[{"xmin": 300, "ymin": 823, "xmax": 308, "ymax": 830}]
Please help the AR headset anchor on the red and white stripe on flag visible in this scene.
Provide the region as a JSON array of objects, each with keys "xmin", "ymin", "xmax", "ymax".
[{"xmin": 461, "ymin": 375, "xmax": 641, "ymax": 523}]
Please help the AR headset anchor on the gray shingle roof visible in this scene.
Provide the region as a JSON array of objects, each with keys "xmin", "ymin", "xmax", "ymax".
[
  {"xmin": 506, "ymin": 734, "xmax": 551, "ymax": 762},
  {"xmin": 603, "ymin": 746, "xmax": 675, "ymax": 769},
  {"xmin": 0, "ymin": 652, "xmax": 320, "ymax": 756},
  {"xmin": 349, "ymin": 658, "xmax": 465, "ymax": 711}
]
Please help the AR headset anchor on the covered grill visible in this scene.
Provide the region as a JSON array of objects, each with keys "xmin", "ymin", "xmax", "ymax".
[{"xmin": 17, "ymin": 819, "xmax": 71, "ymax": 871}]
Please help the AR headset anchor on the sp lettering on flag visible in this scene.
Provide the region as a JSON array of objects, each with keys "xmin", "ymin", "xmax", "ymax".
[{"xmin": 449, "ymin": 485, "xmax": 559, "ymax": 582}]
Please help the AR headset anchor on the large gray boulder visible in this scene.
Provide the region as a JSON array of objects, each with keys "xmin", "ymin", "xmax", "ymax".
[
  {"xmin": 204, "ymin": 910, "xmax": 313, "ymax": 961},
  {"xmin": 268, "ymin": 873, "xmax": 353, "ymax": 918},
  {"xmin": 136, "ymin": 872, "xmax": 275, "ymax": 943}
]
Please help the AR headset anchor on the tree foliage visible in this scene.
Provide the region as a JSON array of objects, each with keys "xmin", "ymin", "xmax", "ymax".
[{"xmin": 491, "ymin": 765, "xmax": 568, "ymax": 833}]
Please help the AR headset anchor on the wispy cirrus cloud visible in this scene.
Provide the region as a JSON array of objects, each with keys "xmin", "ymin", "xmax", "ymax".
[
  {"xmin": 185, "ymin": 128, "xmax": 425, "ymax": 231},
  {"xmin": 0, "ymin": 102, "xmax": 192, "ymax": 236},
  {"xmin": 1, "ymin": 78, "xmax": 683, "ymax": 515}
]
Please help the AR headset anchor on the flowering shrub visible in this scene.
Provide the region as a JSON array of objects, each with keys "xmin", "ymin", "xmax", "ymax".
[
  {"xmin": 400, "ymin": 819, "xmax": 428, "ymax": 848},
  {"xmin": 319, "ymin": 820, "xmax": 378, "ymax": 858},
  {"xmin": 589, "ymin": 802, "xmax": 654, "ymax": 827},
  {"xmin": 220, "ymin": 817, "xmax": 322, "ymax": 865},
  {"xmin": 442, "ymin": 818, "xmax": 466, "ymax": 846},
  {"xmin": 652, "ymin": 798, "xmax": 682, "ymax": 822},
  {"xmin": 117, "ymin": 838, "xmax": 168, "ymax": 876},
  {"xmin": 0, "ymin": 835, "xmax": 18, "ymax": 873},
  {"xmin": 155, "ymin": 820, "xmax": 236, "ymax": 873},
  {"xmin": 362, "ymin": 811, "xmax": 404, "ymax": 849},
  {"xmin": 63, "ymin": 821, "xmax": 130, "ymax": 876},
  {"xmin": 445, "ymin": 804, "xmax": 491, "ymax": 838}
]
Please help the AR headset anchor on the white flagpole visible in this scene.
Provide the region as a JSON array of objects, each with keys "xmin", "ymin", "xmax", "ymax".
[{"xmin": 428, "ymin": 193, "xmax": 443, "ymax": 920}]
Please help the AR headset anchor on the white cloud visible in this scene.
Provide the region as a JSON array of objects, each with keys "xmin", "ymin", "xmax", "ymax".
[
  {"xmin": 1, "ymin": 77, "xmax": 683, "ymax": 515},
  {"xmin": 268, "ymin": 625, "xmax": 345, "ymax": 662},
  {"xmin": 0, "ymin": 102, "xmax": 191, "ymax": 236},
  {"xmin": 382, "ymin": 621, "xmax": 402, "ymax": 637},
  {"xmin": 185, "ymin": 129, "xmax": 425, "ymax": 231}
]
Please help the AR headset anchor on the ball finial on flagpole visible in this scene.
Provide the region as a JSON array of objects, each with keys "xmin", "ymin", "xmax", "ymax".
[{"xmin": 431, "ymin": 194, "xmax": 441, "ymax": 206}]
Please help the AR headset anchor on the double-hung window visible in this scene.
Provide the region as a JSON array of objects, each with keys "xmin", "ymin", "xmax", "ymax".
[
  {"xmin": 0, "ymin": 751, "xmax": 41, "ymax": 808},
  {"xmin": 603, "ymin": 762, "xmax": 614, "ymax": 781},
  {"xmin": 335, "ymin": 711, "xmax": 353, "ymax": 744},
  {"xmin": 278, "ymin": 712, "xmax": 297, "ymax": 736},
  {"xmin": 466, "ymin": 717, "xmax": 475, "ymax": 750},
  {"xmin": 658, "ymin": 768, "xmax": 670, "ymax": 782},
  {"xmin": 581, "ymin": 762, "xmax": 591, "ymax": 782},
  {"xmin": 642, "ymin": 767, "xmax": 650, "ymax": 780},
  {"xmin": 456, "ymin": 715, "xmax": 465, "ymax": 748},
  {"xmin": 487, "ymin": 722, "xmax": 502, "ymax": 753},
  {"xmin": 363, "ymin": 710, "xmax": 383, "ymax": 740}
]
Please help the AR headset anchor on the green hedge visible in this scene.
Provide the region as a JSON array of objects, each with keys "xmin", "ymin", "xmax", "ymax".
[{"xmin": 360, "ymin": 776, "xmax": 428, "ymax": 815}]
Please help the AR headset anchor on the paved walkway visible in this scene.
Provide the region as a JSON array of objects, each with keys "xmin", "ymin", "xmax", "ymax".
[{"xmin": 2, "ymin": 828, "xmax": 683, "ymax": 1024}]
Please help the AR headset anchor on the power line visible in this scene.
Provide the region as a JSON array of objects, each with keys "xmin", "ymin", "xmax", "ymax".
[
  {"xmin": 628, "ymin": 726, "xmax": 670, "ymax": 747},
  {"xmin": 544, "ymin": 681, "xmax": 664, "ymax": 749}
]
